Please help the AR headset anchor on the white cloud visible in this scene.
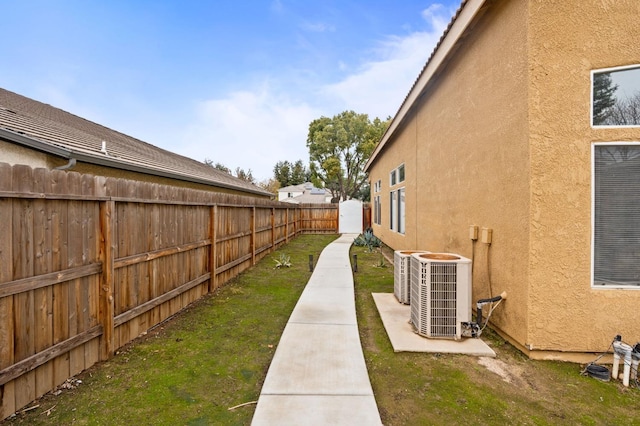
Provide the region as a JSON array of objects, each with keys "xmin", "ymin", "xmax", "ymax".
[
  {"xmin": 422, "ymin": 3, "xmax": 450, "ymax": 30},
  {"xmin": 178, "ymin": 85, "xmax": 320, "ymax": 181},
  {"xmin": 173, "ymin": 3, "xmax": 455, "ymax": 181},
  {"xmin": 321, "ymin": 4, "xmax": 452, "ymax": 120},
  {"xmin": 300, "ymin": 21, "xmax": 336, "ymax": 33}
]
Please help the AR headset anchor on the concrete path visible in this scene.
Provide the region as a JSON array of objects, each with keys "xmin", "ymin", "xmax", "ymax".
[{"xmin": 252, "ymin": 234, "xmax": 382, "ymax": 426}]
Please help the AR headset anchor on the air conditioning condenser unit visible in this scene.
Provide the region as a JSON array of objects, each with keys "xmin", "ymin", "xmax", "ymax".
[
  {"xmin": 410, "ymin": 253, "xmax": 472, "ymax": 340},
  {"xmin": 393, "ymin": 250, "xmax": 429, "ymax": 304}
]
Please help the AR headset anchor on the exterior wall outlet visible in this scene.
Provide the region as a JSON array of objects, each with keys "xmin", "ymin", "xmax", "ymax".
[
  {"xmin": 481, "ymin": 227, "xmax": 493, "ymax": 244},
  {"xmin": 469, "ymin": 225, "xmax": 479, "ymax": 240}
]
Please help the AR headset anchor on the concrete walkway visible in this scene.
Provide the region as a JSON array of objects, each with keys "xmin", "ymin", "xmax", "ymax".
[{"xmin": 252, "ymin": 234, "xmax": 382, "ymax": 426}]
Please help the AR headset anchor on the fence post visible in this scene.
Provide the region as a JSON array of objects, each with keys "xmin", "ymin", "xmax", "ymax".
[
  {"xmin": 209, "ymin": 205, "xmax": 217, "ymax": 292},
  {"xmin": 98, "ymin": 200, "xmax": 115, "ymax": 361},
  {"xmin": 251, "ymin": 206, "xmax": 256, "ymax": 265},
  {"xmin": 271, "ymin": 207, "xmax": 275, "ymax": 251},
  {"xmin": 285, "ymin": 208, "xmax": 289, "ymax": 243}
]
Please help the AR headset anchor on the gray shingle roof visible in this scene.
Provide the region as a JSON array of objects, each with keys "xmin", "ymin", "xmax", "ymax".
[{"xmin": 0, "ymin": 88, "xmax": 272, "ymax": 196}]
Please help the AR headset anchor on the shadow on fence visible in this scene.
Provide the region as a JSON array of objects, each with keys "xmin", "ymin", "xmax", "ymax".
[{"xmin": 0, "ymin": 163, "xmax": 338, "ymax": 419}]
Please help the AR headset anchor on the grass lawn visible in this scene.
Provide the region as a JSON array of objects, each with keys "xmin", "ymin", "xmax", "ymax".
[
  {"xmin": 3, "ymin": 234, "xmax": 338, "ymax": 426},
  {"xmin": 353, "ymin": 244, "xmax": 640, "ymax": 426},
  {"xmin": 3, "ymin": 234, "xmax": 639, "ymax": 425}
]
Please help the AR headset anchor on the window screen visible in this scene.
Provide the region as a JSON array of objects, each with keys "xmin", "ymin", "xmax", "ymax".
[{"xmin": 593, "ymin": 144, "xmax": 640, "ymax": 286}]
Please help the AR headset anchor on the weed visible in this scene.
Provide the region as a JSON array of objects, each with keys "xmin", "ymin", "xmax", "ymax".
[{"xmin": 273, "ymin": 252, "xmax": 292, "ymax": 268}]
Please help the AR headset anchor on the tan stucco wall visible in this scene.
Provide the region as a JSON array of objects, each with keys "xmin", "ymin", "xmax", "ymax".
[
  {"xmin": 0, "ymin": 140, "xmax": 57, "ymax": 168},
  {"xmin": 527, "ymin": 0, "xmax": 640, "ymax": 356},
  {"xmin": 0, "ymin": 141, "xmax": 269, "ymax": 198},
  {"xmin": 369, "ymin": 111, "xmax": 419, "ymax": 250},
  {"xmin": 370, "ymin": 0, "xmax": 531, "ymax": 348},
  {"xmin": 369, "ymin": 0, "xmax": 640, "ymax": 359},
  {"xmin": 71, "ymin": 162, "xmax": 268, "ymax": 197}
]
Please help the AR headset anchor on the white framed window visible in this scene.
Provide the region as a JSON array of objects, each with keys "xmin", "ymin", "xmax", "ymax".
[
  {"xmin": 591, "ymin": 64, "xmax": 640, "ymax": 127},
  {"xmin": 390, "ymin": 164, "xmax": 405, "ymax": 186},
  {"xmin": 398, "ymin": 187, "xmax": 405, "ymax": 234},
  {"xmin": 388, "ymin": 188, "xmax": 405, "ymax": 233},
  {"xmin": 373, "ymin": 195, "xmax": 381, "ymax": 225},
  {"xmin": 592, "ymin": 142, "xmax": 640, "ymax": 288},
  {"xmin": 390, "ymin": 191, "xmax": 397, "ymax": 231}
]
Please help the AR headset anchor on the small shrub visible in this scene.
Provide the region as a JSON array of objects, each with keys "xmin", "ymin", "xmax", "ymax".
[
  {"xmin": 273, "ymin": 253, "xmax": 292, "ymax": 268},
  {"xmin": 354, "ymin": 228, "xmax": 382, "ymax": 252}
]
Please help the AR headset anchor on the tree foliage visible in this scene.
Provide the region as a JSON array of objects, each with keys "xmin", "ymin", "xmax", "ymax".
[
  {"xmin": 306, "ymin": 111, "xmax": 388, "ymax": 201},
  {"xmin": 258, "ymin": 178, "xmax": 281, "ymax": 195},
  {"xmin": 204, "ymin": 158, "xmax": 232, "ymax": 174},
  {"xmin": 234, "ymin": 167, "xmax": 255, "ymax": 183},
  {"xmin": 273, "ymin": 160, "xmax": 310, "ymax": 187},
  {"xmin": 204, "ymin": 158, "xmax": 254, "ymax": 183},
  {"xmin": 592, "ymin": 73, "xmax": 618, "ymax": 125}
]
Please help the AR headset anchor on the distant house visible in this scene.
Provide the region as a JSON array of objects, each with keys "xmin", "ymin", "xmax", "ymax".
[
  {"xmin": 278, "ymin": 182, "xmax": 332, "ymax": 204},
  {"xmin": 365, "ymin": 0, "xmax": 640, "ymax": 361},
  {"xmin": 0, "ymin": 88, "xmax": 272, "ymax": 198}
]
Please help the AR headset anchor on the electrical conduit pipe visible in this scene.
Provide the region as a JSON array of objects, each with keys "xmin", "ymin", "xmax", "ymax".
[
  {"xmin": 632, "ymin": 343, "xmax": 640, "ymax": 385},
  {"xmin": 612, "ymin": 340, "xmax": 633, "ymax": 387}
]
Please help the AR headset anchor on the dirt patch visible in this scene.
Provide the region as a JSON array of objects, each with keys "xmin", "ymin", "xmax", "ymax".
[{"xmin": 478, "ymin": 356, "xmax": 526, "ymax": 385}]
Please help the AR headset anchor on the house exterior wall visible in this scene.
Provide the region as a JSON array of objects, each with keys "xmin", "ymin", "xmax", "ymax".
[
  {"xmin": 526, "ymin": 0, "xmax": 640, "ymax": 358},
  {"xmin": 0, "ymin": 143, "xmax": 270, "ymax": 198},
  {"xmin": 278, "ymin": 189, "xmax": 304, "ymax": 201},
  {"xmin": 369, "ymin": 0, "xmax": 532, "ymax": 349},
  {"xmin": 369, "ymin": 0, "xmax": 640, "ymax": 360},
  {"xmin": 71, "ymin": 161, "xmax": 269, "ymax": 197},
  {"xmin": 369, "ymin": 112, "xmax": 418, "ymax": 249},
  {"xmin": 0, "ymin": 140, "xmax": 57, "ymax": 169}
]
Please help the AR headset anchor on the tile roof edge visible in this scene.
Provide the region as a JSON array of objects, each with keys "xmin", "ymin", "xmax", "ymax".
[
  {"xmin": 0, "ymin": 126, "xmax": 272, "ymax": 196},
  {"xmin": 365, "ymin": 0, "xmax": 486, "ymax": 172}
]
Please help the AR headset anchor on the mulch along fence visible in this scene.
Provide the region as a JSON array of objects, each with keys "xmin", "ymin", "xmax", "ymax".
[{"xmin": 0, "ymin": 163, "xmax": 338, "ymax": 419}]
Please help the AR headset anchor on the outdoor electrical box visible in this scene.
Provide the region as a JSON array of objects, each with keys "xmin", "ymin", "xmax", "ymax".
[
  {"xmin": 469, "ymin": 225, "xmax": 479, "ymax": 241},
  {"xmin": 481, "ymin": 227, "xmax": 493, "ymax": 244}
]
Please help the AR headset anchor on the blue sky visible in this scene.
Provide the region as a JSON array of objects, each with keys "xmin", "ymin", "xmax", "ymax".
[{"xmin": 1, "ymin": 0, "xmax": 459, "ymax": 181}]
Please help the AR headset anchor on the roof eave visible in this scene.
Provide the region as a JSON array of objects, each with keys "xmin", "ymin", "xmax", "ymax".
[
  {"xmin": 365, "ymin": 0, "xmax": 487, "ymax": 172},
  {"xmin": 0, "ymin": 127, "xmax": 271, "ymax": 197}
]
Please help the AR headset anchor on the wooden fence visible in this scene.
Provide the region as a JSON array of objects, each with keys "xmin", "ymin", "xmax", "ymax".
[{"xmin": 0, "ymin": 163, "xmax": 338, "ymax": 419}]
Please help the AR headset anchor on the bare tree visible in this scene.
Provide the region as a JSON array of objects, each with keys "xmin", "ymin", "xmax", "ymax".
[{"xmin": 605, "ymin": 92, "xmax": 640, "ymax": 126}]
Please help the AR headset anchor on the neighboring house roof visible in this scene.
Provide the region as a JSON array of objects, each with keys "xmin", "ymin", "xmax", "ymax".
[
  {"xmin": 280, "ymin": 192, "xmax": 329, "ymax": 204},
  {"xmin": 278, "ymin": 182, "xmax": 330, "ymax": 204},
  {"xmin": 278, "ymin": 182, "xmax": 314, "ymax": 193},
  {"xmin": 0, "ymin": 88, "xmax": 272, "ymax": 197},
  {"xmin": 365, "ymin": 0, "xmax": 485, "ymax": 172}
]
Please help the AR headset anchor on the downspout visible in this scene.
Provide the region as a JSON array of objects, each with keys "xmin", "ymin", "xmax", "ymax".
[{"xmin": 55, "ymin": 157, "xmax": 76, "ymax": 170}]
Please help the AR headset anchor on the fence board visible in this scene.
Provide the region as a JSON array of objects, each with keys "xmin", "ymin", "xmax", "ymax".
[
  {"xmin": 66, "ymin": 172, "xmax": 85, "ymax": 378},
  {"xmin": 0, "ymin": 164, "xmax": 15, "ymax": 419},
  {"xmin": 0, "ymin": 162, "xmax": 338, "ymax": 420},
  {"xmin": 11, "ymin": 165, "xmax": 36, "ymax": 411},
  {"xmin": 32, "ymin": 168, "xmax": 53, "ymax": 399},
  {"xmin": 49, "ymin": 170, "xmax": 71, "ymax": 389}
]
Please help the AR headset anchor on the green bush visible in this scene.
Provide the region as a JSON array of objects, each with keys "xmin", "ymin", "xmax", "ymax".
[{"xmin": 354, "ymin": 228, "xmax": 381, "ymax": 252}]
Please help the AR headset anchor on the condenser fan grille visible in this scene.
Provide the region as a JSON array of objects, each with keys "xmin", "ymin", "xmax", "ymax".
[
  {"xmin": 409, "ymin": 253, "xmax": 472, "ymax": 340},
  {"xmin": 426, "ymin": 263, "xmax": 458, "ymax": 337}
]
